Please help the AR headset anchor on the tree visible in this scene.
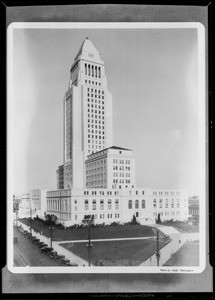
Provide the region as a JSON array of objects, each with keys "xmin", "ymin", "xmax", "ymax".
[
  {"xmin": 44, "ymin": 214, "xmax": 58, "ymax": 226},
  {"xmin": 82, "ymin": 214, "xmax": 94, "ymax": 227}
]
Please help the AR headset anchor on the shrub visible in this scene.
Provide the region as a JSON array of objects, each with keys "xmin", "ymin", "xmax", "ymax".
[{"xmin": 110, "ymin": 222, "xmax": 120, "ymax": 227}]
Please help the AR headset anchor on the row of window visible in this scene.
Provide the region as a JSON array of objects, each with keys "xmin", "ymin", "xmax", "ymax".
[
  {"xmin": 83, "ymin": 190, "xmax": 120, "ymax": 196},
  {"xmin": 113, "ymin": 172, "xmax": 130, "ymax": 177},
  {"xmin": 153, "ymin": 191, "xmax": 180, "ymax": 196},
  {"xmin": 86, "ymin": 180, "xmax": 106, "ymax": 186},
  {"xmin": 113, "ymin": 166, "xmax": 130, "ymax": 171},
  {"xmin": 85, "ymin": 79, "xmax": 101, "ymax": 86},
  {"xmin": 84, "ymin": 199, "xmax": 119, "ymax": 210},
  {"xmin": 87, "ymin": 174, "xmax": 106, "ymax": 180},
  {"xmin": 76, "ymin": 213, "xmax": 120, "ymax": 221},
  {"xmin": 87, "ymin": 99, "xmax": 105, "ymax": 106},
  {"xmin": 47, "ymin": 199, "xmax": 69, "ymax": 211},
  {"xmin": 86, "ymin": 160, "xmax": 107, "ymax": 168},
  {"xmin": 153, "ymin": 199, "xmax": 180, "ymax": 209},
  {"xmin": 128, "ymin": 200, "xmax": 145, "ymax": 209},
  {"xmin": 113, "ymin": 159, "xmax": 130, "ymax": 164},
  {"xmin": 113, "ymin": 179, "xmax": 131, "ymax": 184},
  {"xmin": 88, "ymin": 120, "xmax": 105, "ymax": 126},
  {"xmin": 87, "ymin": 88, "xmax": 104, "ymax": 94},
  {"xmin": 153, "ymin": 211, "xmax": 181, "ymax": 217},
  {"xmin": 85, "ymin": 64, "xmax": 101, "ymax": 78}
]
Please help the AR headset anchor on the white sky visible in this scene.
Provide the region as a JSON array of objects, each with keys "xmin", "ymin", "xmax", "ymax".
[{"xmin": 10, "ymin": 26, "xmax": 201, "ymax": 196}]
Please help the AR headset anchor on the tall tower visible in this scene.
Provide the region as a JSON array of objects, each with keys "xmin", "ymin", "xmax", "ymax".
[{"xmin": 64, "ymin": 38, "xmax": 113, "ymax": 189}]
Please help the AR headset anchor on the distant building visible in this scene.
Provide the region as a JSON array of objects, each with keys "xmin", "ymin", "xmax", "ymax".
[
  {"xmin": 31, "ymin": 189, "xmax": 47, "ymax": 218},
  {"xmin": 56, "ymin": 165, "xmax": 64, "ymax": 189},
  {"xmin": 85, "ymin": 146, "xmax": 136, "ymax": 189},
  {"xmin": 189, "ymin": 203, "xmax": 199, "ymax": 218},
  {"xmin": 20, "ymin": 193, "xmax": 31, "ymax": 210}
]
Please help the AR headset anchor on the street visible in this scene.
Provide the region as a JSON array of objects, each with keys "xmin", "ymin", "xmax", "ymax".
[{"xmin": 13, "ymin": 228, "xmax": 59, "ymax": 267}]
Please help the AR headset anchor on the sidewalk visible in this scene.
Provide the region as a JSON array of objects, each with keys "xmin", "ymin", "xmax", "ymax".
[
  {"xmin": 17, "ymin": 221, "xmax": 88, "ymax": 266},
  {"xmin": 140, "ymin": 225, "xmax": 199, "ymax": 266}
]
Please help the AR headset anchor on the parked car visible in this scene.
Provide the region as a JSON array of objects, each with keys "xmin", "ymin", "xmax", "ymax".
[
  {"xmin": 69, "ymin": 263, "xmax": 78, "ymax": 267},
  {"xmin": 40, "ymin": 246, "xmax": 53, "ymax": 254},
  {"xmin": 48, "ymin": 251, "xmax": 58, "ymax": 259}
]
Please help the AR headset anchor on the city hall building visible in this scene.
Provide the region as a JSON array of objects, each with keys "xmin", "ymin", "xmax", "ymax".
[{"xmin": 26, "ymin": 38, "xmax": 189, "ymax": 227}]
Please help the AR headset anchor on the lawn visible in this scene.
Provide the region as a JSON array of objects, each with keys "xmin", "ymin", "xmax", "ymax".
[
  {"xmin": 60, "ymin": 239, "xmax": 168, "ymax": 266},
  {"xmin": 163, "ymin": 242, "xmax": 199, "ymax": 266},
  {"xmin": 19, "ymin": 218, "xmax": 156, "ymax": 241},
  {"xmin": 161, "ymin": 221, "xmax": 199, "ymax": 233}
]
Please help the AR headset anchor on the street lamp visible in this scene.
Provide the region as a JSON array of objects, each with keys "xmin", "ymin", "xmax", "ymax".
[
  {"xmin": 155, "ymin": 228, "xmax": 160, "ymax": 266},
  {"xmin": 49, "ymin": 225, "xmax": 54, "ymax": 248},
  {"xmin": 30, "ymin": 208, "xmax": 33, "ymax": 235},
  {"xmin": 84, "ymin": 215, "xmax": 94, "ymax": 266}
]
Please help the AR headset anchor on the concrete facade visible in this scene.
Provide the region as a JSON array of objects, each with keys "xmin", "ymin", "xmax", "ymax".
[
  {"xmin": 85, "ymin": 146, "xmax": 136, "ymax": 189},
  {"xmin": 46, "ymin": 188, "xmax": 188, "ymax": 227},
  {"xmin": 63, "ymin": 38, "xmax": 113, "ymax": 189},
  {"xmin": 56, "ymin": 165, "xmax": 64, "ymax": 189}
]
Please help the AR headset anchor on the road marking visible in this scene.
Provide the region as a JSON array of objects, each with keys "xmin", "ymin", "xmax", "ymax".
[
  {"xmin": 14, "ymin": 249, "xmax": 27, "ymax": 266},
  {"xmin": 14, "ymin": 245, "xmax": 31, "ymax": 266}
]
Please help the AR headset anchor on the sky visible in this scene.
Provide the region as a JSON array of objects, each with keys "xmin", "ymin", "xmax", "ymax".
[{"xmin": 10, "ymin": 26, "xmax": 201, "ymax": 196}]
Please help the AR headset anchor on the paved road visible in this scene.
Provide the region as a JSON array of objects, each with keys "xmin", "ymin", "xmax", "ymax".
[{"xmin": 13, "ymin": 228, "xmax": 59, "ymax": 267}]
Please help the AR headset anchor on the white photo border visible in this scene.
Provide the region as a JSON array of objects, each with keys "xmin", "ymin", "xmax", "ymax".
[{"xmin": 7, "ymin": 22, "xmax": 206, "ymax": 274}]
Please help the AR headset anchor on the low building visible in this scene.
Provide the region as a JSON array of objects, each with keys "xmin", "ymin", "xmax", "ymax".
[
  {"xmin": 20, "ymin": 193, "xmax": 31, "ymax": 210},
  {"xmin": 30, "ymin": 189, "xmax": 47, "ymax": 218},
  {"xmin": 46, "ymin": 188, "xmax": 188, "ymax": 227},
  {"xmin": 85, "ymin": 146, "xmax": 136, "ymax": 189},
  {"xmin": 189, "ymin": 203, "xmax": 199, "ymax": 218}
]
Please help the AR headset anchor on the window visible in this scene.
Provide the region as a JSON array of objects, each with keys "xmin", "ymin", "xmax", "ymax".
[
  {"xmin": 177, "ymin": 199, "xmax": 180, "ymax": 208},
  {"xmin": 159, "ymin": 199, "xmax": 162, "ymax": 208},
  {"xmin": 128, "ymin": 200, "xmax": 132, "ymax": 209},
  {"xmin": 115, "ymin": 199, "xmax": 119, "ymax": 210},
  {"xmin": 135, "ymin": 200, "xmax": 139, "ymax": 209},
  {"xmin": 93, "ymin": 199, "xmax": 96, "ymax": 210},
  {"xmin": 100, "ymin": 200, "xmax": 104, "ymax": 210},
  {"xmin": 108, "ymin": 199, "xmax": 112, "ymax": 210},
  {"xmin": 85, "ymin": 200, "xmax": 89, "ymax": 210},
  {"xmin": 171, "ymin": 199, "xmax": 174, "ymax": 208},
  {"xmin": 165, "ymin": 199, "xmax": 168, "ymax": 208},
  {"xmin": 142, "ymin": 200, "xmax": 145, "ymax": 209},
  {"xmin": 153, "ymin": 199, "xmax": 156, "ymax": 208}
]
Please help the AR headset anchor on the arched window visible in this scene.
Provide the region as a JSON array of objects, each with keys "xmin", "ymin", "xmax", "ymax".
[
  {"xmin": 135, "ymin": 200, "xmax": 139, "ymax": 209},
  {"xmin": 85, "ymin": 63, "xmax": 87, "ymax": 75},
  {"xmin": 128, "ymin": 200, "xmax": 132, "ymax": 209},
  {"xmin": 88, "ymin": 64, "xmax": 90, "ymax": 76},
  {"xmin": 142, "ymin": 200, "xmax": 145, "ymax": 209}
]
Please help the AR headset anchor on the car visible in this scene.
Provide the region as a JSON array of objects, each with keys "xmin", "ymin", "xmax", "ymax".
[
  {"xmin": 48, "ymin": 251, "xmax": 58, "ymax": 259},
  {"xmin": 40, "ymin": 246, "xmax": 53, "ymax": 254},
  {"xmin": 60, "ymin": 258, "xmax": 70, "ymax": 266},
  {"xmin": 32, "ymin": 238, "xmax": 40, "ymax": 244},
  {"xmin": 69, "ymin": 263, "xmax": 78, "ymax": 267}
]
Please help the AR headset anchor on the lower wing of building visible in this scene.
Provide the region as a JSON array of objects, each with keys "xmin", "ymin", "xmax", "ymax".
[{"xmin": 45, "ymin": 188, "xmax": 188, "ymax": 227}]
